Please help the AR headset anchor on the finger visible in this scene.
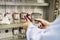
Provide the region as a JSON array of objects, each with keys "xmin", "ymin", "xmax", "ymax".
[
  {"xmin": 24, "ymin": 16, "xmax": 32, "ymax": 24},
  {"xmin": 35, "ymin": 18, "xmax": 50, "ymax": 26},
  {"xmin": 24, "ymin": 16, "xmax": 30, "ymax": 22}
]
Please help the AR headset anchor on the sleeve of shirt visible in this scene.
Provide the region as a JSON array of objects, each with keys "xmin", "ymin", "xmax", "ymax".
[
  {"xmin": 26, "ymin": 29, "xmax": 31, "ymax": 40},
  {"xmin": 42, "ymin": 24, "xmax": 60, "ymax": 40},
  {"xmin": 26, "ymin": 23, "xmax": 35, "ymax": 40}
]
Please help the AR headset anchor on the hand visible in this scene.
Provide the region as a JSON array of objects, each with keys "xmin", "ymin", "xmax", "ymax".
[
  {"xmin": 35, "ymin": 19, "xmax": 50, "ymax": 29},
  {"xmin": 23, "ymin": 16, "xmax": 32, "ymax": 30}
]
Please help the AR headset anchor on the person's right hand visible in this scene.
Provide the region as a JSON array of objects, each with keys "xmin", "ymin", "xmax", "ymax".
[{"xmin": 35, "ymin": 19, "xmax": 50, "ymax": 29}]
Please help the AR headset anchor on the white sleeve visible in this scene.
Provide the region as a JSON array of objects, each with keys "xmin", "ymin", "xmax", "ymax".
[
  {"xmin": 26, "ymin": 29, "xmax": 31, "ymax": 40},
  {"xmin": 42, "ymin": 24, "xmax": 60, "ymax": 40},
  {"xmin": 26, "ymin": 23, "xmax": 35, "ymax": 40}
]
